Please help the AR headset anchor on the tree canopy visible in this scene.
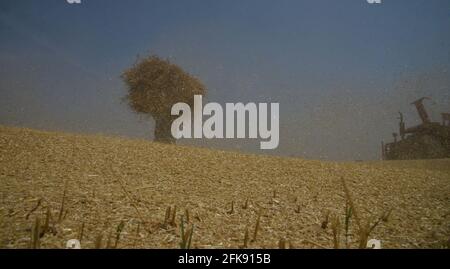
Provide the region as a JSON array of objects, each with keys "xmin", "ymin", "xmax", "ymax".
[{"xmin": 122, "ymin": 55, "xmax": 207, "ymax": 143}]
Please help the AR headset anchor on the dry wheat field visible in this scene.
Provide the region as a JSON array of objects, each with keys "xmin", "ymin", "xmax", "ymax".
[{"xmin": 0, "ymin": 125, "xmax": 449, "ymax": 249}]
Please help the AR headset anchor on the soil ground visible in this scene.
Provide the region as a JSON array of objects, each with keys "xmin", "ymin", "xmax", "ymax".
[{"xmin": 0, "ymin": 125, "xmax": 449, "ymax": 249}]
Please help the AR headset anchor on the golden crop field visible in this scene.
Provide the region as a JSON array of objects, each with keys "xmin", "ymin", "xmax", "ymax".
[{"xmin": 0, "ymin": 125, "xmax": 448, "ymax": 249}]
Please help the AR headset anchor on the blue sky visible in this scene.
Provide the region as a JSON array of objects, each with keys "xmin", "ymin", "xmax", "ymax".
[{"xmin": 1, "ymin": 0, "xmax": 449, "ymax": 160}]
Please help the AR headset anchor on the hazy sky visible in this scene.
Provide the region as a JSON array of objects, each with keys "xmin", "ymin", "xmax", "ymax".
[{"xmin": 1, "ymin": 0, "xmax": 449, "ymax": 160}]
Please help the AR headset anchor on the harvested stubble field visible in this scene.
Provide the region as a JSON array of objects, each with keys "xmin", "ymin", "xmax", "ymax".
[{"xmin": 0, "ymin": 125, "xmax": 449, "ymax": 249}]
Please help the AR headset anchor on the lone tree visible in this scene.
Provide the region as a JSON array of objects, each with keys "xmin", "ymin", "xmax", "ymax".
[{"xmin": 122, "ymin": 55, "xmax": 207, "ymax": 143}]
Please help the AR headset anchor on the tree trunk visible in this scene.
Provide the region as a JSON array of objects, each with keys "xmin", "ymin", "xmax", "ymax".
[{"xmin": 154, "ymin": 114, "xmax": 176, "ymax": 144}]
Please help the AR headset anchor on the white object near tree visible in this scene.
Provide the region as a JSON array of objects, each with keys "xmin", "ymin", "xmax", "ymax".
[
  {"xmin": 171, "ymin": 95, "xmax": 280, "ymax": 149},
  {"xmin": 367, "ymin": 239, "xmax": 381, "ymax": 249},
  {"xmin": 66, "ymin": 239, "xmax": 81, "ymax": 249}
]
